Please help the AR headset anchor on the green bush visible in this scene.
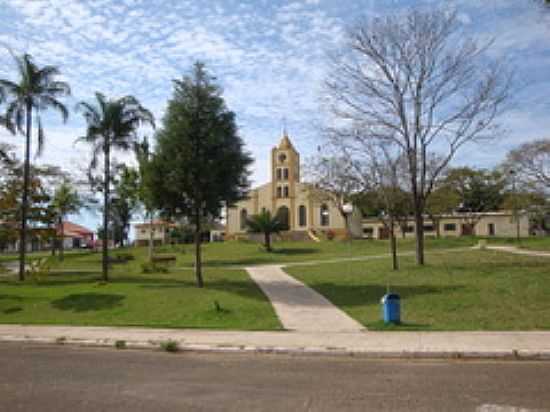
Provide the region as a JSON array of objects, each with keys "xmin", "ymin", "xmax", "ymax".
[
  {"xmin": 115, "ymin": 340, "xmax": 127, "ymax": 349},
  {"xmin": 160, "ymin": 340, "xmax": 180, "ymax": 353},
  {"xmin": 26, "ymin": 258, "xmax": 51, "ymax": 282}
]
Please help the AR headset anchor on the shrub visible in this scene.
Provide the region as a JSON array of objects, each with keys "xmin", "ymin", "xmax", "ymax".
[
  {"xmin": 115, "ymin": 340, "xmax": 127, "ymax": 349},
  {"xmin": 26, "ymin": 258, "xmax": 51, "ymax": 282},
  {"xmin": 160, "ymin": 340, "xmax": 180, "ymax": 353},
  {"xmin": 326, "ymin": 230, "xmax": 335, "ymax": 241}
]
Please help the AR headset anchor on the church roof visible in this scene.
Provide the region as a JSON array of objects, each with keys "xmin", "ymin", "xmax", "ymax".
[{"xmin": 277, "ymin": 133, "xmax": 295, "ymax": 151}]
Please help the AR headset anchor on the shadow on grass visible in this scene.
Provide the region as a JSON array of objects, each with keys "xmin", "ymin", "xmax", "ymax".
[
  {"xmin": 3, "ymin": 307, "xmax": 22, "ymax": 314},
  {"xmin": 51, "ymin": 293, "xmax": 125, "ymax": 312},
  {"xmin": 141, "ymin": 279, "xmax": 269, "ymax": 302}
]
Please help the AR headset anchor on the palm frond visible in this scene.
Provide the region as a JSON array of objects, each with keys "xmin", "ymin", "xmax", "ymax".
[{"xmin": 40, "ymin": 95, "xmax": 69, "ymax": 122}]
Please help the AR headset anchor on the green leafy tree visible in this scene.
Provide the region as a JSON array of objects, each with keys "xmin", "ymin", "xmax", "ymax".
[
  {"xmin": 0, "ymin": 53, "xmax": 70, "ymax": 280},
  {"xmin": 111, "ymin": 165, "xmax": 140, "ymax": 247},
  {"xmin": 77, "ymin": 92, "xmax": 154, "ymax": 281},
  {"xmin": 51, "ymin": 181, "xmax": 83, "ymax": 261},
  {"xmin": 443, "ymin": 167, "xmax": 506, "ymax": 232},
  {"xmin": 425, "ymin": 186, "xmax": 460, "ymax": 237},
  {"xmin": 246, "ymin": 210, "xmax": 285, "ymax": 252},
  {"xmin": 150, "ymin": 63, "xmax": 252, "ymax": 288}
]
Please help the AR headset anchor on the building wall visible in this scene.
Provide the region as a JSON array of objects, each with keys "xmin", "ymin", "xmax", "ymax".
[
  {"xmin": 134, "ymin": 225, "xmax": 169, "ymax": 243},
  {"xmin": 361, "ymin": 213, "xmax": 530, "ymax": 239}
]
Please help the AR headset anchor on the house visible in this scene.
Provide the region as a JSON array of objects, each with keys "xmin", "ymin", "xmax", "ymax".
[
  {"xmin": 0, "ymin": 220, "xmax": 94, "ymax": 253},
  {"xmin": 226, "ymin": 133, "xmax": 362, "ymax": 240},
  {"xmin": 57, "ymin": 221, "xmax": 95, "ymax": 249},
  {"xmin": 361, "ymin": 211, "xmax": 530, "ymax": 239}
]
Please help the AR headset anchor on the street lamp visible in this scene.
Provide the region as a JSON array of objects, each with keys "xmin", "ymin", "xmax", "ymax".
[{"xmin": 342, "ymin": 203, "xmax": 354, "ymax": 275}]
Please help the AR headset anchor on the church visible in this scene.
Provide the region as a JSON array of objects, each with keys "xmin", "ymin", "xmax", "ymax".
[{"xmin": 225, "ymin": 133, "xmax": 358, "ymax": 240}]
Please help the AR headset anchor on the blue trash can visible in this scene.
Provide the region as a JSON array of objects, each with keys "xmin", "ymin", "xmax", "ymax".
[{"xmin": 381, "ymin": 293, "xmax": 400, "ymax": 324}]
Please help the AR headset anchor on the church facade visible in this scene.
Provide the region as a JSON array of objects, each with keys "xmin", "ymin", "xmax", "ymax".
[{"xmin": 226, "ymin": 134, "xmax": 357, "ymax": 240}]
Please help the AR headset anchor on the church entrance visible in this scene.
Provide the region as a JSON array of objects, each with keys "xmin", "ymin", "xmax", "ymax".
[{"xmin": 276, "ymin": 206, "xmax": 290, "ymax": 231}]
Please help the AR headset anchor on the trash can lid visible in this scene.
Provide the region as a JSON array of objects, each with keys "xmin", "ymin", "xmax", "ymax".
[{"xmin": 381, "ymin": 293, "xmax": 400, "ymax": 302}]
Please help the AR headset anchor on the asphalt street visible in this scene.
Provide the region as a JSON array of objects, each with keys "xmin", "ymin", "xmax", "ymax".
[{"xmin": 1, "ymin": 343, "xmax": 550, "ymax": 411}]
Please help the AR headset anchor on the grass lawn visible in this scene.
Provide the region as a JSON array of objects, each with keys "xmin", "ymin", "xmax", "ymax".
[
  {"xmin": 286, "ymin": 249, "xmax": 550, "ymax": 331},
  {"xmin": 0, "ymin": 249, "xmax": 281, "ymax": 330}
]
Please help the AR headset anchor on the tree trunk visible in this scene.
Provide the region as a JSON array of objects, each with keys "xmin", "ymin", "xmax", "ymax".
[
  {"xmin": 18, "ymin": 102, "xmax": 32, "ymax": 281},
  {"xmin": 414, "ymin": 210, "xmax": 425, "ymax": 265},
  {"xmin": 264, "ymin": 231, "xmax": 271, "ymax": 252},
  {"xmin": 59, "ymin": 216, "xmax": 65, "ymax": 262},
  {"xmin": 390, "ymin": 217, "xmax": 398, "ymax": 271},
  {"xmin": 194, "ymin": 209, "xmax": 204, "ymax": 288},
  {"xmin": 102, "ymin": 141, "xmax": 110, "ymax": 282},
  {"xmin": 435, "ymin": 217, "xmax": 441, "ymax": 238},
  {"xmin": 148, "ymin": 210, "xmax": 154, "ymax": 262}
]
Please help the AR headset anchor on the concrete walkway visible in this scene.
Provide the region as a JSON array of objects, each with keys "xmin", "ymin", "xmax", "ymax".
[
  {"xmin": 1, "ymin": 325, "xmax": 550, "ymax": 360},
  {"xmin": 245, "ymin": 265, "xmax": 364, "ymax": 332},
  {"xmin": 486, "ymin": 245, "xmax": 550, "ymax": 258}
]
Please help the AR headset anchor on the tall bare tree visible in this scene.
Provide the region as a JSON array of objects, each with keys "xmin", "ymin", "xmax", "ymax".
[
  {"xmin": 325, "ymin": 9, "xmax": 511, "ymax": 265},
  {"xmin": 504, "ymin": 138, "xmax": 550, "ymax": 192}
]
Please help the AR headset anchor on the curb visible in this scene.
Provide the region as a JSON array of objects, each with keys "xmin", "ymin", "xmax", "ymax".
[{"xmin": 2, "ymin": 335, "xmax": 550, "ymax": 361}]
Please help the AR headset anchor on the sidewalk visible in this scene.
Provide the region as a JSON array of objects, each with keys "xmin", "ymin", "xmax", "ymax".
[
  {"xmin": 246, "ymin": 265, "xmax": 364, "ymax": 332},
  {"xmin": 485, "ymin": 245, "xmax": 550, "ymax": 258},
  {"xmin": 1, "ymin": 325, "xmax": 550, "ymax": 360}
]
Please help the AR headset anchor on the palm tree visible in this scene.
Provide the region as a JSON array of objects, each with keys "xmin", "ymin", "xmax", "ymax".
[
  {"xmin": 134, "ymin": 136, "xmax": 155, "ymax": 262},
  {"xmin": 246, "ymin": 210, "xmax": 286, "ymax": 252},
  {"xmin": 0, "ymin": 53, "xmax": 70, "ymax": 281},
  {"xmin": 76, "ymin": 93, "xmax": 154, "ymax": 281},
  {"xmin": 52, "ymin": 181, "xmax": 82, "ymax": 261}
]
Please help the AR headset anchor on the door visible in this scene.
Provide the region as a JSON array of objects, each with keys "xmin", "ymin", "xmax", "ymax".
[{"xmin": 461, "ymin": 224, "xmax": 474, "ymax": 236}]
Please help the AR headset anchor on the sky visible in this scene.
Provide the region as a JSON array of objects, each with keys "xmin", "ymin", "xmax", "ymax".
[{"xmin": 1, "ymin": 0, "xmax": 549, "ymax": 230}]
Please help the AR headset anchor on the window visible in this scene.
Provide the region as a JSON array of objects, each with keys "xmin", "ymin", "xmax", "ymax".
[
  {"xmin": 405, "ymin": 225, "xmax": 415, "ymax": 233},
  {"xmin": 276, "ymin": 186, "xmax": 282, "ymax": 198},
  {"xmin": 299, "ymin": 205, "xmax": 307, "ymax": 227},
  {"xmin": 363, "ymin": 227, "xmax": 374, "ymax": 237},
  {"xmin": 423, "ymin": 224, "xmax": 434, "ymax": 232},
  {"xmin": 283, "ymin": 168, "xmax": 289, "ymax": 180},
  {"xmin": 240, "ymin": 209, "xmax": 248, "ymax": 230},
  {"xmin": 444, "ymin": 223, "xmax": 456, "ymax": 232},
  {"xmin": 320, "ymin": 204, "xmax": 330, "ymax": 226},
  {"xmin": 278, "ymin": 153, "xmax": 286, "ymax": 163},
  {"xmin": 261, "ymin": 207, "xmax": 266, "ymax": 214},
  {"xmin": 276, "ymin": 168, "xmax": 282, "ymax": 180},
  {"xmin": 283, "ymin": 186, "xmax": 289, "ymax": 198},
  {"xmin": 488, "ymin": 223, "xmax": 495, "ymax": 236}
]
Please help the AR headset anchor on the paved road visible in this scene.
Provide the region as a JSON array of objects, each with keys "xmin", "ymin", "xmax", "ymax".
[
  {"xmin": 246, "ymin": 265, "xmax": 364, "ymax": 332},
  {"xmin": 1, "ymin": 343, "xmax": 550, "ymax": 411}
]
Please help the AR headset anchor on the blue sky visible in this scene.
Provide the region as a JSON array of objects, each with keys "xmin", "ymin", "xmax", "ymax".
[{"xmin": 1, "ymin": 0, "xmax": 550, "ymax": 230}]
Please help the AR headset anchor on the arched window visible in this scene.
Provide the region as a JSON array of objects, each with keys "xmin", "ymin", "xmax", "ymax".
[
  {"xmin": 240, "ymin": 209, "xmax": 248, "ymax": 230},
  {"xmin": 276, "ymin": 206, "xmax": 290, "ymax": 231},
  {"xmin": 299, "ymin": 205, "xmax": 307, "ymax": 227},
  {"xmin": 283, "ymin": 186, "xmax": 289, "ymax": 198},
  {"xmin": 283, "ymin": 168, "xmax": 289, "ymax": 180},
  {"xmin": 276, "ymin": 168, "xmax": 282, "ymax": 180},
  {"xmin": 320, "ymin": 204, "xmax": 330, "ymax": 226},
  {"xmin": 276, "ymin": 186, "xmax": 282, "ymax": 198}
]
